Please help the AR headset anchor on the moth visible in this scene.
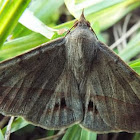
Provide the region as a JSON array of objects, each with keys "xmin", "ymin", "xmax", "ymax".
[{"xmin": 0, "ymin": 12, "xmax": 140, "ymax": 133}]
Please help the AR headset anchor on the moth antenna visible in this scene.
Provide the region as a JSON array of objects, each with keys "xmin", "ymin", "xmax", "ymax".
[{"xmin": 65, "ymin": 20, "xmax": 79, "ymax": 37}]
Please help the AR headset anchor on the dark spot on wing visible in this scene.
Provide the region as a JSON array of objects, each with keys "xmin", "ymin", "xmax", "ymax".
[
  {"xmin": 54, "ymin": 103, "xmax": 59, "ymax": 109},
  {"xmin": 94, "ymin": 105, "xmax": 98, "ymax": 114},
  {"xmin": 88, "ymin": 100, "xmax": 98, "ymax": 114},
  {"xmin": 61, "ymin": 98, "xmax": 66, "ymax": 108},
  {"xmin": 88, "ymin": 100, "xmax": 93, "ymax": 111}
]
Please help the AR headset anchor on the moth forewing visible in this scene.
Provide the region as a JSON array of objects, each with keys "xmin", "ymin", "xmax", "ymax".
[
  {"xmin": 80, "ymin": 40, "xmax": 140, "ymax": 132},
  {"xmin": 0, "ymin": 37, "xmax": 83, "ymax": 129}
]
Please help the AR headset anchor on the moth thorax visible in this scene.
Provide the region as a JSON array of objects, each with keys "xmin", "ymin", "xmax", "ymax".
[{"xmin": 66, "ymin": 38, "xmax": 94, "ymax": 83}]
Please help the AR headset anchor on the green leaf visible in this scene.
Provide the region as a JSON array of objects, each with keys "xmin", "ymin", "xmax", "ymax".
[
  {"xmin": 19, "ymin": 9, "xmax": 56, "ymax": 39},
  {"xmin": 2, "ymin": 117, "xmax": 29, "ymax": 135},
  {"xmin": 119, "ymin": 31, "xmax": 140, "ymax": 62},
  {"xmin": 0, "ymin": 33, "xmax": 48, "ymax": 61},
  {"xmin": 80, "ymin": 128, "xmax": 97, "ymax": 140},
  {"xmin": 65, "ymin": 0, "xmax": 140, "ymax": 30},
  {"xmin": 62, "ymin": 125, "xmax": 97, "ymax": 140},
  {"xmin": 132, "ymin": 133, "xmax": 140, "ymax": 140},
  {"xmin": 0, "ymin": 0, "xmax": 31, "ymax": 48},
  {"xmin": 12, "ymin": 0, "xmax": 64, "ymax": 39},
  {"xmin": 0, "ymin": 129, "xmax": 4, "ymax": 140},
  {"xmin": 46, "ymin": 130, "xmax": 55, "ymax": 137},
  {"xmin": 129, "ymin": 59, "xmax": 140, "ymax": 74},
  {"xmin": 62, "ymin": 125, "xmax": 82, "ymax": 140}
]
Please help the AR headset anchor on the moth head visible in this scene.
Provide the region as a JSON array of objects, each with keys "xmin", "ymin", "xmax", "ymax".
[
  {"xmin": 66, "ymin": 10, "xmax": 98, "ymax": 40},
  {"xmin": 74, "ymin": 10, "xmax": 91, "ymax": 28}
]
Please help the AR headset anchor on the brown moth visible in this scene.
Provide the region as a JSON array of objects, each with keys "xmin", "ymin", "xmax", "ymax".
[{"xmin": 0, "ymin": 12, "xmax": 140, "ymax": 133}]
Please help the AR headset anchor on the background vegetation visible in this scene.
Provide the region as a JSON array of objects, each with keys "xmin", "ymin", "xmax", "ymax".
[{"xmin": 0, "ymin": 0, "xmax": 140, "ymax": 140}]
